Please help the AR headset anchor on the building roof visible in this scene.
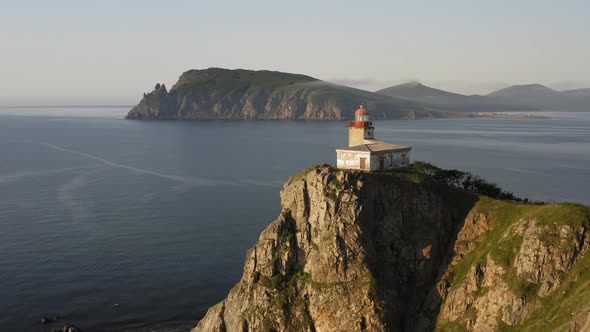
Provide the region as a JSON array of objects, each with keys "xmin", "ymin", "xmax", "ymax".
[
  {"xmin": 355, "ymin": 105, "xmax": 367, "ymax": 116},
  {"xmin": 336, "ymin": 140, "xmax": 412, "ymax": 153},
  {"xmin": 336, "ymin": 145, "xmax": 372, "ymax": 152}
]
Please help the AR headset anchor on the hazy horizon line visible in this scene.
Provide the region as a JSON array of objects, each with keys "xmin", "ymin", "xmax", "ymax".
[
  {"xmin": 0, "ymin": 105, "xmax": 134, "ymax": 108},
  {"xmin": 2, "ymin": 77, "xmax": 589, "ymax": 108}
]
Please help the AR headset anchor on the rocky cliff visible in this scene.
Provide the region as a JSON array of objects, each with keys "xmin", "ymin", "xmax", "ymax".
[
  {"xmin": 193, "ymin": 165, "xmax": 590, "ymax": 331},
  {"xmin": 125, "ymin": 68, "xmax": 458, "ymax": 120}
]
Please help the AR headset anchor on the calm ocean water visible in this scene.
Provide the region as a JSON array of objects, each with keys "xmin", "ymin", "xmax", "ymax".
[{"xmin": 0, "ymin": 108, "xmax": 589, "ymax": 330}]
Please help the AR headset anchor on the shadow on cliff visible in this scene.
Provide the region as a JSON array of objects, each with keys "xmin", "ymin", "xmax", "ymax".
[{"xmin": 357, "ymin": 172, "xmax": 479, "ymax": 331}]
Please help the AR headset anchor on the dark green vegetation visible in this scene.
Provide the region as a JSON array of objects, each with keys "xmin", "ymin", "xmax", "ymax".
[
  {"xmin": 126, "ymin": 68, "xmax": 465, "ymax": 120},
  {"xmin": 410, "ymin": 161, "xmax": 537, "ymax": 203},
  {"xmin": 377, "ymin": 82, "xmax": 590, "ymax": 112},
  {"xmin": 171, "ymin": 68, "xmax": 317, "ymax": 95}
]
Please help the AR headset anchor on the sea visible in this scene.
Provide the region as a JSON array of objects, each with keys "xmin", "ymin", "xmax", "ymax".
[{"xmin": 0, "ymin": 108, "xmax": 589, "ymax": 331}]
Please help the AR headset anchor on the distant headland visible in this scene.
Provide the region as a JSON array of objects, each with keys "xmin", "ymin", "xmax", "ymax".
[
  {"xmin": 124, "ymin": 68, "xmax": 463, "ymax": 121},
  {"xmin": 125, "ymin": 68, "xmax": 589, "ymax": 121}
]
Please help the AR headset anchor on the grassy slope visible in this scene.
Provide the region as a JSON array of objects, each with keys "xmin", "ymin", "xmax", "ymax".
[{"xmin": 441, "ymin": 197, "xmax": 590, "ymax": 331}]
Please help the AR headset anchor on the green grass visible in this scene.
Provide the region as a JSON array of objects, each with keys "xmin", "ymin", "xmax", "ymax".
[{"xmin": 525, "ymin": 202, "xmax": 590, "ymax": 227}]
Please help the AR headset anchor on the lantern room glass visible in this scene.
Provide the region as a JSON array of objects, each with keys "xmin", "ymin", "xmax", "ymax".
[{"xmin": 355, "ymin": 114, "xmax": 369, "ymax": 122}]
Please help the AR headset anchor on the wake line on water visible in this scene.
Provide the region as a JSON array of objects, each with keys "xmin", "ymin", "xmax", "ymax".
[
  {"xmin": 38, "ymin": 142, "xmax": 237, "ymax": 187},
  {"xmin": 10, "ymin": 140, "xmax": 283, "ymax": 188}
]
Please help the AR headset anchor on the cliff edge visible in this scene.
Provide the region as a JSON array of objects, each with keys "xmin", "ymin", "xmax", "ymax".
[{"xmin": 193, "ymin": 165, "xmax": 590, "ymax": 331}]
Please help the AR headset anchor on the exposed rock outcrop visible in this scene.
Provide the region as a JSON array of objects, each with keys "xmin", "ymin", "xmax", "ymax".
[{"xmin": 193, "ymin": 165, "xmax": 590, "ymax": 331}]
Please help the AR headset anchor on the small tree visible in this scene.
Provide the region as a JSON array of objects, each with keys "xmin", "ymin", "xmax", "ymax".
[{"xmin": 411, "ymin": 160, "xmax": 528, "ymax": 203}]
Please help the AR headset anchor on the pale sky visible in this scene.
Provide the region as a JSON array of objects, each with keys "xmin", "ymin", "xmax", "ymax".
[{"xmin": 1, "ymin": 0, "xmax": 589, "ymax": 105}]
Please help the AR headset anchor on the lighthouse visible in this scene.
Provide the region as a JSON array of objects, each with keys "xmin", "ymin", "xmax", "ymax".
[
  {"xmin": 347, "ymin": 105, "xmax": 375, "ymax": 146},
  {"xmin": 336, "ymin": 106, "xmax": 412, "ymax": 171}
]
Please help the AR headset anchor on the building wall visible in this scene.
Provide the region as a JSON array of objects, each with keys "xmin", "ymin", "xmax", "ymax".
[
  {"xmin": 348, "ymin": 127, "xmax": 374, "ymax": 147},
  {"xmin": 369, "ymin": 150, "xmax": 411, "ymax": 171},
  {"xmin": 336, "ymin": 150, "xmax": 371, "ymax": 170},
  {"xmin": 337, "ymin": 149, "xmax": 410, "ymax": 171}
]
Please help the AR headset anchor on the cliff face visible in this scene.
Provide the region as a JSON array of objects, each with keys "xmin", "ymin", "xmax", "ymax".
[
  {"xmin": 125, "ymin": 68, "xmax": 454, "ymax": 120},
  {"xmin": 193, "ymin": 165, "xmax": 590, "ymax": 332}
]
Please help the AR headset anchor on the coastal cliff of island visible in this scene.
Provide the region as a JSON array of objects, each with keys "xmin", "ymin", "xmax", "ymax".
[
  {"xmin": 193, "ymin": 165, "xmax": 590, "ymax": 332},
  {"xmin": 125, "ymin": 68, "xmax": 460, "ymax": 120}
]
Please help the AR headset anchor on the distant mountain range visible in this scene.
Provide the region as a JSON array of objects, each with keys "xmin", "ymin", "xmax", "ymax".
[
  {"xmin": 376, "ymin": 82, "xmax": 590, "ymax": 112},
  {"xmin": 126, "ymin": 68, "xmax": 464, "ymax": 121}
]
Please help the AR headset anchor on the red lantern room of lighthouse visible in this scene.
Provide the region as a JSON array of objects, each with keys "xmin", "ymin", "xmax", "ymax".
[{"xmin": 347, "ymin": 105, "xmax": 375, "ymax": 146}]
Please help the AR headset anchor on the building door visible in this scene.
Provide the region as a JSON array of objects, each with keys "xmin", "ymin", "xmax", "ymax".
[
  {"xmin": 359, "ymin": 157, "xmax": 366, "ymax": 170},
  {"xmin": 379, "ymin": 158, "xmax": 384, "ymax": 170}
]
